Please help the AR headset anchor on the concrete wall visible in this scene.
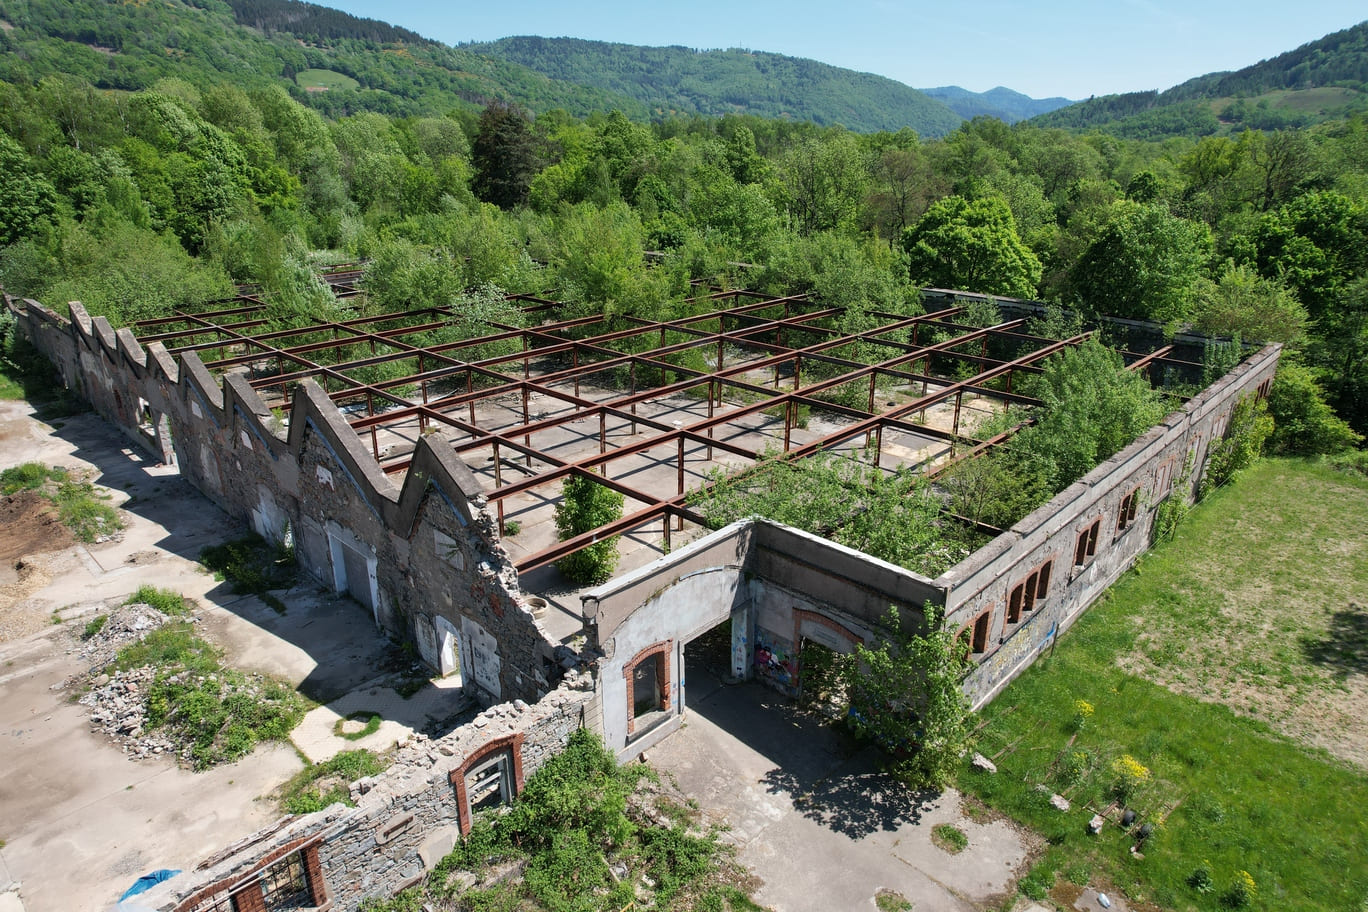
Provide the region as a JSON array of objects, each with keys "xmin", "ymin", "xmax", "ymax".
[
  {"xmin": 587, "ymin": 519, "xmax": 948, "ymax": 759},
  {"xmin": 135, "ymin": 676, "xmax": 597, "ymax": 912},
  {"xmin": 941, "ymin": 342, "xmax": 1282, "ymax": 707},
  {"xmin": 7, "ymin": 295, "xmax": 560, "ymax": 705},
  {"xmin": 583, "ymin": 342, "xmax": 1280, "ymax": 750}
]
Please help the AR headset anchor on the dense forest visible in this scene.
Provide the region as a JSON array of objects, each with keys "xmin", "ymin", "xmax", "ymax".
[
  {"xmin": 464, "ymin": 37, "xmax": 966, "ymax": 135},
  {"xmin": 0, "ymin": 1, "xmax": 1365, "ymax": 455}
]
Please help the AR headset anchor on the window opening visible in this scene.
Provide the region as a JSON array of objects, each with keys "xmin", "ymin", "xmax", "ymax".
[
  {"xmin": 1074, "ymin": 519, "xmax": 1100, "ymax": 566},
  {"xmin": 258, "ymin": 850, "xmax": 310, "ymax": 911},
  {"xmin": 465, "ymin": 749, "xmax": 514, "ymax": 816},
  {"xmin": 971, "ymin": 612, "xmax": 990, "ymax": 654},
  {"xmin": 1117, "ymin": 488, "xmax": 1141, "ymax": 532},
  {"xmin": 633, "ymin": 654, "xmax": 665, "ymax": 720},
  {"xmin": 1036, "ymin": 560, "xmax": 1053, "ymax": 599}
]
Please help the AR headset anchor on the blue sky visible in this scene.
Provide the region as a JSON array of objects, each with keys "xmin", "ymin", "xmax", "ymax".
[{"xmin": 325, "ymin": 1, "xmax": 1365, "ymax": 99}]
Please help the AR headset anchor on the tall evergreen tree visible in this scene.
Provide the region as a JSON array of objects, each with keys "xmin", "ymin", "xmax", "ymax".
[{"xmin": 471, "ymin": 102, "xmax": 538, "ymax": 209}]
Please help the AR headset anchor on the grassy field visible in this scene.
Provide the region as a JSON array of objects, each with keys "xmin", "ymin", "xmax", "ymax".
[
  {"xmin": 960, "ymin": 458, "xmax": 1368, "ymax": 912},
  {"xmin": 296, "ymin": 68, "xmax": 360, "ymax": 91}
]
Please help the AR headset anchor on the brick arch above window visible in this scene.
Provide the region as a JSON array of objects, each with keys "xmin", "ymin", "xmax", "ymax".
[
  {"xmin": 449, "ymin": 732, "xmax": 525, "ymax": 836},
  {"xmin": 793, "ymin": 608, "xmax": 863, "ymax": 653},
  {"xmin": 624, "ymin": 640, "xmax": 673, "ymax": 737}
]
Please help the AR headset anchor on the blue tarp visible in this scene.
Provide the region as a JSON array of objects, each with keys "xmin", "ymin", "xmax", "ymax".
[{"xmin": 118, "ymin": 870, "xmax": 180, "ymax": 902}]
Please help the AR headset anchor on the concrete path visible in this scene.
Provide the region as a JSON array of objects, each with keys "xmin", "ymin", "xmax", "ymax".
[
  {"xmin": 292, "ymin": 675, "xmax": 472, "ymax": 764},
  {"xmin": 648, "ymin": 666, "xmax": 1038, "ymax": 912}
]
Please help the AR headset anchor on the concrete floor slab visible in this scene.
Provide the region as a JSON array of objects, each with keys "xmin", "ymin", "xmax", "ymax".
[
  {"xmin": 647, "ymin": 655, "xmax": 1039, "ymax": 912},
  {"xmin": 292, "ymin": 676, "xmax": 473, "ymax": 764},
  {"xmin": 0, "ymin": 401, "xmax": 478, "ymax": 911}
]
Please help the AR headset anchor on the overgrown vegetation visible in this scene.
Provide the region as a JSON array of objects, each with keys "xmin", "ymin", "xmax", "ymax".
[
  {"xmin": 280, "ymin": 749, "xmax": 390, "ymax": 815},
  {"xmin": 199, "ymin": 531, "xmax": 297, "ymax": 607},
  {"xmin": 359, "ymin": 729, "xmax": 761, "ymax": 912},
  {"xmin": 112, "ymin": 621, "xmax": 305, "ymax": 769},
  {"xmin": 838, "ymin": 606, "xmax": 975, "ymax": 790},
  {"xmin": 694, "ymin": 449, "xmax": 982, "ymax": 578},
  {"xmin": 124, "ymin": 584, "xmax": 190, "ymax": 616},
  {"xmin": 1201, "ymin": 392, "xmax": 1274, "ymax": 495},
  {"xmin": 0, "ymin": 311, "xmax": 84, "ymax": 414},
  {"xmin": 960, "ymin": 458, "xmax": 1368, "ymax": 912},
  {"xmin": 553, "ymin": 475, "xmax": 624, "ymax": 586},
  {"xmin": 0, "ymin": 461, "xmax": 122, "ymax": 542}
]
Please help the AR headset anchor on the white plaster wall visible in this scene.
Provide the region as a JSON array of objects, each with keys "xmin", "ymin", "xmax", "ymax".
[{"xmin": 600, "ymin": 567, "xmax": 744, "ymax": 756}]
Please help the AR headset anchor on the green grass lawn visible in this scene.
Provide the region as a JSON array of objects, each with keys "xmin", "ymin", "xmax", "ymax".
[
  {"xmin": 960, "ymin": 458, "xmax": 1368, "ymax": 912},
  {"xmin": 295, "ymin": 68, "xmax": 360, "ymax": 91}
]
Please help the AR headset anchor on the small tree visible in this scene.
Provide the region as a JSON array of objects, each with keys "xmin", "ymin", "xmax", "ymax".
[
  {"xmin": 837, "ymin": 605, "xmax": 974, "ymax": 790},
  {"xmin": 553, "ymin": 474, "xmax": 624, "ymax": 586},
  {"xmin": 1202, "ymin": 392, "xmax": 1273, "ymax": 495}
]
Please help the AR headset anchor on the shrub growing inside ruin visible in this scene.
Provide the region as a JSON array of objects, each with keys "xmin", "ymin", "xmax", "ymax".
[
  {"xmin": 1202, "ymin": 392, "xmax": 1273, "ymax": 495},
  {"xmin": 837, "ymin": 605, "xmax": 974, "ymax": 790},
  {"xmin": 553, "ymin": 474, "xmax": 624, "ymax": 586}
]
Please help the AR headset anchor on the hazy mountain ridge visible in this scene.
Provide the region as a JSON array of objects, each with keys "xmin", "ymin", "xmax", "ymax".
[{"xmin": 918, "ymin": 85, "xmax": 1074, "ymax": 123}]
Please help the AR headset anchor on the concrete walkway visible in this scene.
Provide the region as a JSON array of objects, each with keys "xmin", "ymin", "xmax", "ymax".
[
  {"xmin": 292, "ymin": 676, "xmax": 472, "ymax": 764},
  {"xmin": 647, "ymin": 665, "xmax": 1038, "ymax": 911}
]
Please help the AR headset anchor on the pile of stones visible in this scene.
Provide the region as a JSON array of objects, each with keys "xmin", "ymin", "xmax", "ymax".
[
  {"xmin": 79, "ymin": 665, "xmax": 188, "ymax": 762},
  {"xmin": 70, "ymin": 601, "xmax": 192, "ymax": 761},
  {"xmin": 73, "ymin": 602, "xmax": 174, "ymax": 672}
]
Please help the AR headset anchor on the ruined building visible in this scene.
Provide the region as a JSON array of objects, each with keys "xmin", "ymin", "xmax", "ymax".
[{"xmin": 4, "ymin": 279, "xmax": 1279, "ymax": 911}]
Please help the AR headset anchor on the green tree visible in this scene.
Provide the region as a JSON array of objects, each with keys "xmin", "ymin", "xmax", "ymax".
[
  {"xmin": 553, "ymin": 474, "xmax": 624, "ymax": 586},
  {"xmin": 1069, "ymin": 200, "xmax": 1211, "ymax": 323},
  {"xmin": 0, "ymin": 134, "xmax": 58, "ymax": 246},
  {"xmin": 865, "ymin": 144, "xmax": 946, "ymax": 240},
  {"xmin": 779, "ymin": 131, "xmax": 867, "ymax": 235},
  {"xmin": 939, "ymin": 450, "xmax": 1050, "ymax": 530},
  {"xmin": 1247, "ymin": 191, "xmax": 1368, "ymax": 321},
  {"xmin": 837, "ymin": 605, "xmax": 974, "ymax": 790},
  {"xmin": 1265, "ymin": 361, "xmax": 1362, "ymax": 455},
  {"xmin": 1012, "ymin": 339, "xmax": 1169, "ymax": 492},
  {"xmin": 902, "ymin": 195, "xmax": 1041, "ymax": 298},
  {"xmin": 1194, "ymin": 260, "xmax": 1308, "ymax": 344},
  {"xmin": 472, "ymin": 102, "xmax": 539, "ymax": 209}
]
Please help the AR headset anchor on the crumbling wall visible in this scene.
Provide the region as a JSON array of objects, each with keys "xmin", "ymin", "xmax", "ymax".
[
  {"xmin": 944, "ymin": 342, "xmax": 1282, "ymax": 707},
  {"xmin": 136, "ymin": 675, "xmax": 597, "ymax": 912},
  {"xmin": 5, "ymin": 295, "xmax": 558, "ymax": 704}
]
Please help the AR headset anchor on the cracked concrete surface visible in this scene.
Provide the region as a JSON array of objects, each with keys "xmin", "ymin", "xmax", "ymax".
[
  {"xmin": 0, "ymin": 401, "xmax": 465, "ymax": 911},
  {"xmin": 647, "ymin": 657, "xmax": 1040, "ymax": 911}
]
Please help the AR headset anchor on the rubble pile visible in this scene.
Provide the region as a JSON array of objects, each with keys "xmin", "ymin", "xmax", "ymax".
[
  {"xmin": 79, "ymin": 665, "xmax": 187, "ymax": 762},
  {"xmin": 72, "ymin": 601, "xmax": 174, "ymax": 672}
]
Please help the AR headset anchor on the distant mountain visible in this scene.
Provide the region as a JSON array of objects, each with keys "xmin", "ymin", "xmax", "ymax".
[
  {"xmin": 1032, "ymin": 20, "xmax": 1368, "ymax": 138},
  {"xmin": 919, "ymin": 86, "xmax": 1074, "ymax": 124},
  {"xmin": 466, "ymin": 36, "xmax": 966, "ymax": 136}
]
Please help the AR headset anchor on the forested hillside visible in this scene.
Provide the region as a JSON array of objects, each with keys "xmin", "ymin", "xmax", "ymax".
[
  {"xmin": 466, "ymin": 37, "xmax": 965, "ymax": 136},
  {"xmin": 0, "ymin": 3, "xmax": 1365, "ymax": 458},
  {"xmin": 920, "ymin": 86, "xmax": 1074, "ymax": 124},
  {"xmin": 0, "ymin": 0, "xmax": 645, "ymax": 118},
  {"xmin": 1035, "ymin": 20, "xmax": 1368, "ymax": 138}
]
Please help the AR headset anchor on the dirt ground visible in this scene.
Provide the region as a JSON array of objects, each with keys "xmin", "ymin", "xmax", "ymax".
[{"xmin": 0, "ymin": 492, "xmax": 73, "ymax": 564}]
